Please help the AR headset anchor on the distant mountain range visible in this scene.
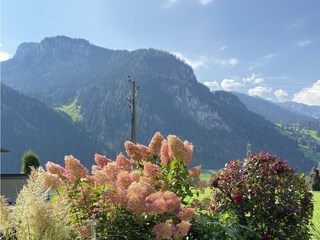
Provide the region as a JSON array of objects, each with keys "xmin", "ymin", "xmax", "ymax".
[
  {"xmin": 1, "ymin": 36, "xmax": 317, "ymax": 173},
  {"xmin": 233, "ymin": 92, "xmax": 319, "ymax": 122},
  {"xmin": 0, "ymin": 83, "xmax": 113, "ymax": 173},
  {"xmin": 278, "ymin": 102, "xmax": 320, "ymax": 119}
]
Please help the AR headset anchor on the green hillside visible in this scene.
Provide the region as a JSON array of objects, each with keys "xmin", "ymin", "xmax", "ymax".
[
  {"xmin": 276, "ymin": 121, "xmax": 320, "ymax": 163},
  {"xmin": 55, "ymin": 98, "xmax": 83, "ymax": 122}
]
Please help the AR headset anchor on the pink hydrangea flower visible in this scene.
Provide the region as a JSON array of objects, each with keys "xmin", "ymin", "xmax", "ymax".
[
  {"xmin": 146, "ymin": 191, "xmax": 181, "ymax": 214},
  {"xmin": 140, "ymin": 176, "xmax": 154, "ymax": 186},
  {"xmin": 94, "ymin": 153, "xmax": 112, "ymax": 168},
  {"xmin": 92, "ymin": 167, "xmax": 109, "ymax": 186},
  {"xmin": 116, "ymin": 170, "xmax": 133, "ymax": 190},
  {"xmin": 183, "ymin": 140, "xmax": 193, "ymax": 166},
  {"xmin": 177, "ymin": 208, "xmax": 195, "ymax": 221},
  {"xmin": 114, "ymin": 188, "xmax": 127, "ymax": 207},
  {"xmin": 115, "ymin": 153, "xmax": 131, "ymax": 171},
  {"xmin": 137, "ymin": 144, "xmax": 152, "ymax": 159},
  {"xmin": 102, "ymin": 162, "xmax": 118, "ymax": 184},
  {"xmin": 163, "ymin": 191, "xmax": 182, "ymax": 213},
  {"xmin": 124, "ymin": 141, "xmax": 143, "ymax": 162},
  {"xmin": 174, "ymin": 221, "xmax": 191, "ymax": 239},
  {"xmin": 149, "ymin": 132, "xmax": 164, "ymax": 152},
  {"xmin": 130, "ymin": 170, "xmax": 141, "ymax": 182},
  {"xmin": 143, "ymin": 162, "xmax": 161, "ymax": 178},
  {"xmin": 188, "ymin": 166, "xmax": 201, "ymax": 179},
  {"xmin": 146, "ymin": 191, "xmax": 166, "ymax": 214},
  {"xmin": 45, "ymin": 161, "xmax": 65, "ymax": 176},
  {"xmin": 126, "ymin": 181, "xmax": 154, "ymax": 213},
  {"xmin": 43, "ymin": 172, "xmax": 63, "ymax": 189},
  {"xmin": 168, "ymin": 135, "xmax": 185, "ymax": 161},
  {"xmin": 160, "ymin": 140, "xmax": 170, "ymax": 165},
  {"xmin": 152, "ymin": 220, "xmax": 175, "ymax": 240},
  {"xmin": 64, "ymin": 155, "xmax": 89, "ymax": 182}
]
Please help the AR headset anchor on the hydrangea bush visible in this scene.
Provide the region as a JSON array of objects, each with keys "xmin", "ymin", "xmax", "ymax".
[
  {"xmin": 1, "ymin": 134, "xmax": 314, "ymax": 239},
  {"xmin": 210, "ymin": 152, "xmax": 314, "ymax": 240},
  {"xmin": 43, "ymin": 132, "xmax": 204, "ymax": 239}
]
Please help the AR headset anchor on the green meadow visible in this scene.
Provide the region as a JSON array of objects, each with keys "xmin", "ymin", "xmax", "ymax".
[
  {"xmin": 312, "ymin": 191, "xmax": 320, "ymax": 239},
  {"xmin": 54, "ymin": 98, "xmax": 83, "ymax": 122}
]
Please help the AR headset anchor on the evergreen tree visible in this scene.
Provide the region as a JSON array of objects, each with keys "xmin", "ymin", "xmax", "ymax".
[
  {"xmin": 307, "ymin": 164, "xmax": 320, "ymax": 191},
  {"xmin": 21, "ymin": 150, "xmax": 40, "ymax": 174}
]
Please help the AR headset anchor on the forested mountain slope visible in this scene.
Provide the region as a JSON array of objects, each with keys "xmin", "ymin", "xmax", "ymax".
[
  {"xmin": 1, "ymin": 36, "xmax": 316, "ymax": 172},
  {"xmin": 0, "ymin": 83, "xmax": 112, "ymax": 173}
]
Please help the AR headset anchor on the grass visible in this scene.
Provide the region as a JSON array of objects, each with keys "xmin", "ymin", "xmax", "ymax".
[
  {"xmin": 54, "ymin": 98, "xmax": 83, "ymax": 122},
  {"xmin": 299, "ymin": 145, "xmax": 320, "ymax": 162},
  {"xmin": 302, "ymin": 129, "xmax": 320, "ymax": 142},
  {"xmin": 312, "ymin": 191, "xmax": 320, "ymax": 239},
  {"xmin": 199, "ymin": 169, "xmax": 216, "ymax": 182}
]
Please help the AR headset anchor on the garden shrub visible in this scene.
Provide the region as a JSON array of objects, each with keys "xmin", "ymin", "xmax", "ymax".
[
  {"xmin": 210, "ymin": 152, "xmax": 314, "ymax": 240},
  {"xmin": 43, "ymin": 132, "xmax": 206, "ymax": 239},
  {"xmin": 21, "ymin": 150, "xmax": 40, "ymax": 174}
]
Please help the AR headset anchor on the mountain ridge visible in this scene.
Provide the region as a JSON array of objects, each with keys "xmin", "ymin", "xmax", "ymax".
[
  {"xmin": 1, "ymin": 36, "xmax": 316, "ymax": 173},
  {"xmin": 232, "ymin": 92, "xmax": 312, "ymax": 122}
]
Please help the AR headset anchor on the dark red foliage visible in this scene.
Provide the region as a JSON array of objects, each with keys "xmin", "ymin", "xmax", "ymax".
[
  {"xmin": 210, "ymin": 152, "xmax": 313, "ymax": 240},
  {"xmin": 233, "ymin": 194, "xmax": 243, "ymax": 203}
]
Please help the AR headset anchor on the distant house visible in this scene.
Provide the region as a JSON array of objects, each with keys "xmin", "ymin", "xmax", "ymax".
[{"xmin": 0, "ymin": 174, "xmax": 28, "ymax": 204}]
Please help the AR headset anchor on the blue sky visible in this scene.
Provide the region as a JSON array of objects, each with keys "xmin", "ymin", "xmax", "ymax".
[{"xmin": 1, "ymin": 0, "xmax": 320, "ymax": 105}]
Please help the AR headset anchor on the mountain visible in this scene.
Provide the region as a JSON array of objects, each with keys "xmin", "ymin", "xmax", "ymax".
[
  {"xmin": 232, "ymin": 92, "xmax": 311, "ymax": 122},
  {"xmin": 1, "ymin": 36, "xmax": 316, "ymax": 173},
  {"xmin": 278, "ymin": 102, "xmax": 320, "ymax": 119},
  {"xmin": 0, "ymin": 83, "xmax": 113, "ymax": 173}
]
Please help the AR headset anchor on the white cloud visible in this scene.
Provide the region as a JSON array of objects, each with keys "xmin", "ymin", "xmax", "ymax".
[
  {"xmin": 287, "ymin": 18, "xmax": 304, "ymax": 30},
  {"xmin": 274, "ymin": 89, "xmax": 289, "ymax": 102},
  {"xmin": 218, "ymin": 46, "xmax": 227, "ymax": 51},
  {"xmin": 248, "ymin": 86, "xmax": 272, "ymax": 97},
  {"xmin": 172, "ymin": 52, "xmax": 207, "ymax": 70},
  {"xmin": 242, "ymin": 73, "xmax": 264, "ymax": 84},
  {"xmin": 198, "ymin": 0, "xmax": 213, "ymax": 5},
  {"xmin": 163, "ymin": 0, "xmax": 213, "ymax": 7},
  {"xmin": 0, "ymin": 43, "xmax": 12, "ymax": 62},
  {"xmin": 221, "ymin": 79, "xmax": 242, "ymax": 91},
  {"xmin": 214, "ymin": 58, "xmax": 239, "ymax": 67},
  {"xmin": 292, "ymin": 80, "xmax": 320, "ymax": 106},
  {"xmin": 203, "ymin": 81, "xmax": 220, "ymax": 91},
  {"xmin": 249, "ymin": 53, "xmax": 275, "ymax": 71},
  {"xmin": 297, "ymin": 40, "xmax": 311, "ymax": 47},
  {"xmin": 163, "ymin": 0, "xmax": 180, "ymax": 8},
  {"xmin": 0, "ymin": 51, "xmax": 11, "ymax": 62}
]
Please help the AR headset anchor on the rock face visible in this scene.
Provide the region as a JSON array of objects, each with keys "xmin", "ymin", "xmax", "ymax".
[{"xmin": 1, "ymin": 36, "xmax": 316, "ymax": 172}]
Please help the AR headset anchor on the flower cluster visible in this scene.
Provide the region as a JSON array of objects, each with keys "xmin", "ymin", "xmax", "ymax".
[
  {"xmin": 152, "ymin": 220, "xmax": 191, "ymax": 240},
  {"xmin": 210, "ymin": 152, "xmax": 314, "ymax": 240},
  {"xmin": 43, "ymin": 132, "xmax": 201, "ymax": 239}
]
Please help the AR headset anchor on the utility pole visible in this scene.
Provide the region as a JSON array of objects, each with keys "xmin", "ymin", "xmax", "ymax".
[
  {"xmin": 127, "ymin": 76, "xmax": 139, "ymax": 144},
  {"xmin": 247, "ymin": 142, "xmax": 251, "ymax": 158}
]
